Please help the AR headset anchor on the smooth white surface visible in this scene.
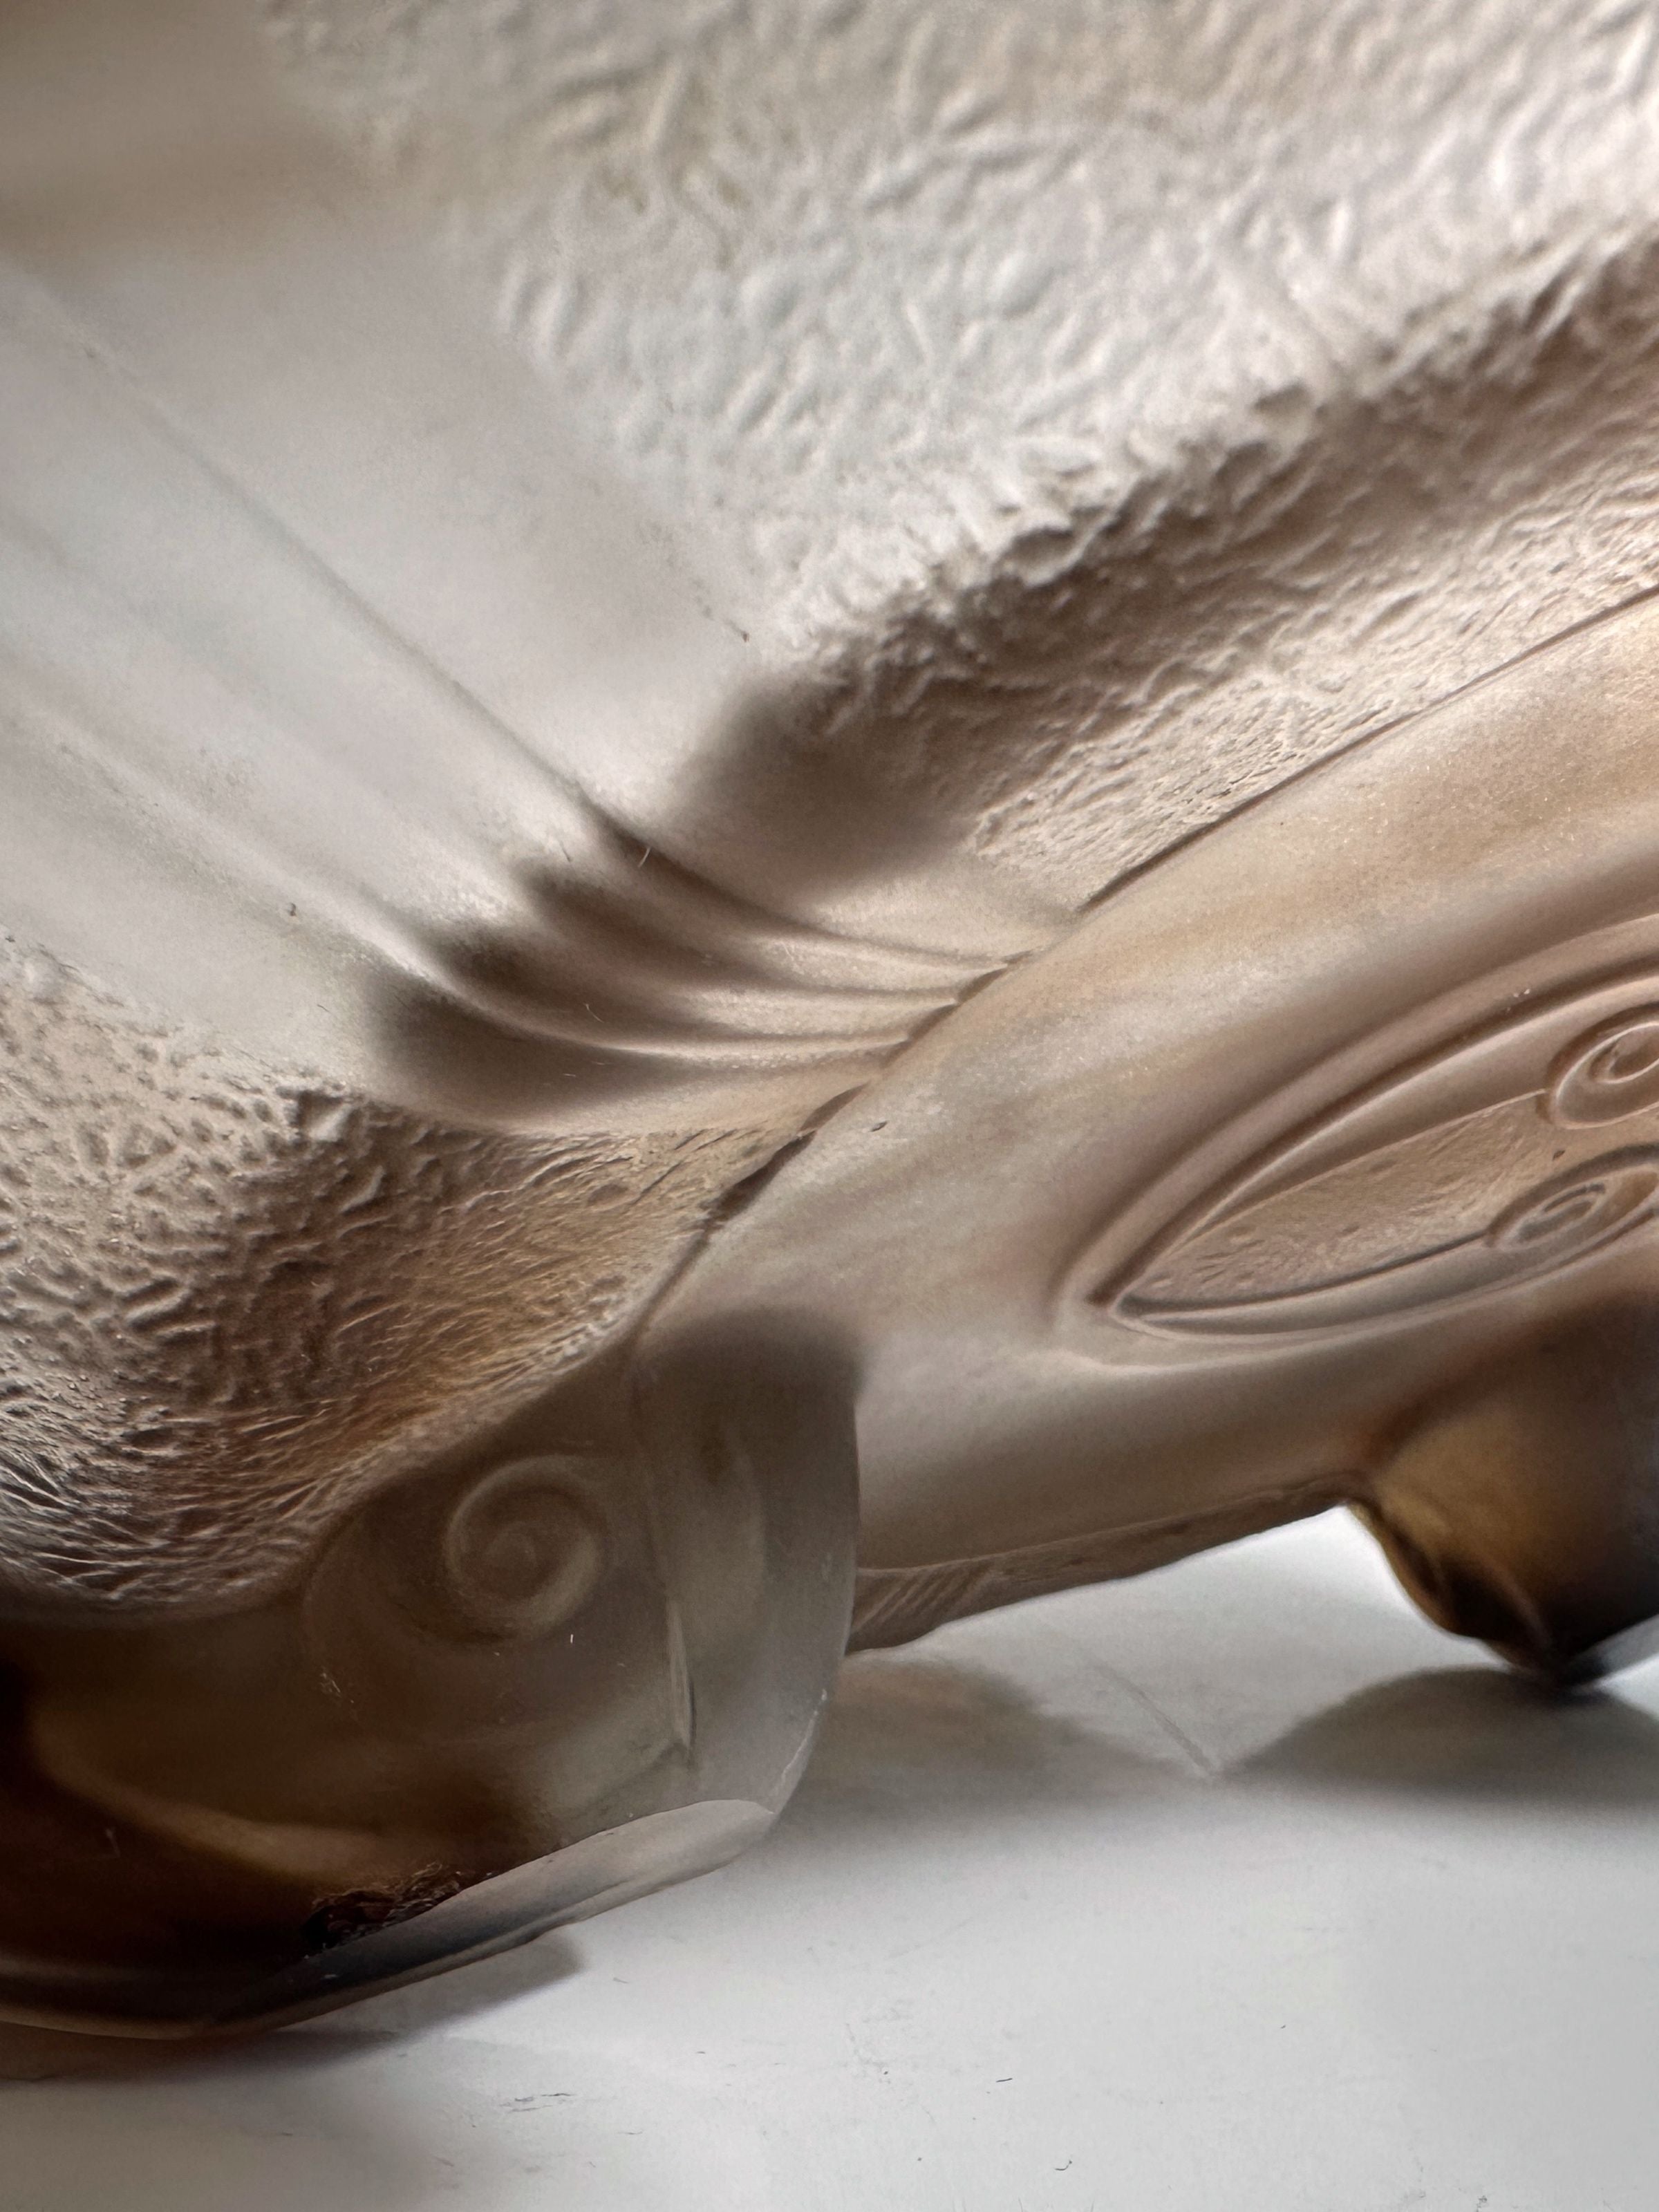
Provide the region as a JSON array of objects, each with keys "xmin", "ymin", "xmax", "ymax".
[{"xmin": 8, "ymin": 1510, "xmax": 1659, "ymax": 2210}]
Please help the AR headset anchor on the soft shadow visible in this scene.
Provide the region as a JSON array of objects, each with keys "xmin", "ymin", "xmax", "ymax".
[
  {"xmin": 792, "ymin": 1643, "xmax": 1659, "ymax": 1841},
  {"xmin": 317, "ymin": 1925, "xmax": 583, "ymax": 2040},
  {"xmin": 0, "ymin": 2021, "xmax": 199, "ymax": 2082},
  {"xmin": 779, "ymin": 1650, "xmax": 1181, "ymax": 1845},
  {"xmin": 0, "ymin": 1931, "xmax": 588, "ymax": 2212},
  {"xmin": 1244, "ymin": 1665, "xmax": 1659, "ymax": 1808},
  {"xmin": 0, "ymin": 2027, "xmax": 458, "ymax": 2212},
  {"xmin": 0, "ymin": 1926, "xmax": 581, "ymax": 2079}
]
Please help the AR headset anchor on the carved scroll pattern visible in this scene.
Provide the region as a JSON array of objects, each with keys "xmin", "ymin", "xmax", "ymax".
[{"xmin": 1093, "ymin": 979, "xmax": 1659, "ymax": 1340}]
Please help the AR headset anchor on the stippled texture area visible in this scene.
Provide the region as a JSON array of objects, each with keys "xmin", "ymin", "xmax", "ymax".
[
  {"xmin": 0, "ymin": 941, "xmax": 773, "ymax": 1614},
  {"xmin": 269, "ymin": 0, "xmax": 1659, "ymax": 899}
]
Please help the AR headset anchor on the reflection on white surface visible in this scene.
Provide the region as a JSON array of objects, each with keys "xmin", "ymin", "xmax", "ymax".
[{"xmin": 7, "ymin": 1510, "xmax": 1659, "ymax": 2210}]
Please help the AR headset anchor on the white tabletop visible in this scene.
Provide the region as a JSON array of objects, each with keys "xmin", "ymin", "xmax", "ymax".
[{"xmin": 7, "ymin": 1509, "xmax": 1658, "ymax": 2212}]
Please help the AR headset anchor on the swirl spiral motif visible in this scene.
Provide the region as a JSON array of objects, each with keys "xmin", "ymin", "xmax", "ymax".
[
  {"xmin": 1548, "ymin": 1008, "xmax": 1659, "ymax": 1127},
  {"xmin": 299, "ymin": 1449, "xmax": 638, "ymax": 1744},
  {"xmin": 1487, "ymin": 1154, "xmax": 1659, "ymax": 1260},
  {"xmin": 436, "ymin": 1459, "xmax": 607, "ymax": 1642}
]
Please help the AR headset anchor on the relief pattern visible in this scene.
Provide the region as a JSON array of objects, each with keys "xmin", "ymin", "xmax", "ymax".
[{"xmin": 1095, "ymin": 977, "xmax": 1659, "ymax": 1340}]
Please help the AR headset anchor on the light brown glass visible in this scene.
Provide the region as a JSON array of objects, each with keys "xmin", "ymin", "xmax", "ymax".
[{"xmin": 6, "ymin": 0, "xmax": 1659, "ymax": 2034}]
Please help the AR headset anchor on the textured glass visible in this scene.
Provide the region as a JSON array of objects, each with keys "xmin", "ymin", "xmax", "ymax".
[{"xmin": 6, "ymin": 0, "xmax": 1659, "ymax": 2032}]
